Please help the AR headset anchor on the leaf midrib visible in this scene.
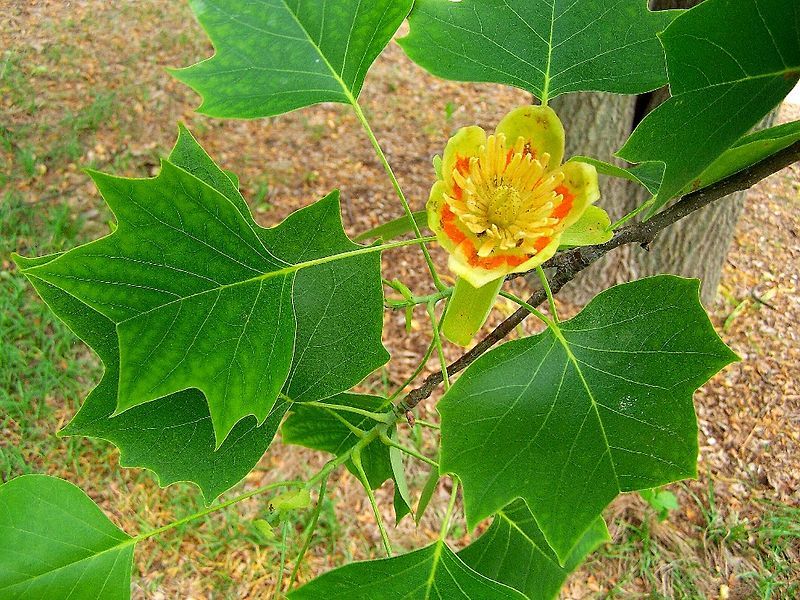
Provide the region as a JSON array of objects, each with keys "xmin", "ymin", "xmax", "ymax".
[
  {"xmin": 541, "ymin": 0, "xmax": 558, "ymax": 103},
  {"xmin": 22, "ymin": 236, "xmax": 430, "ymax": 326},
  {"xmin": 546, "ymin": 320, "xmax": 622, "ymax": 490},
  {"xmin": 278, "ymin": 0, "xmax": 360, "ymax": 105}
]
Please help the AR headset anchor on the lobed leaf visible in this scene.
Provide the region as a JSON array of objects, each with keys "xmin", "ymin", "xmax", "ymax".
[
  {"xmin": 438, "ymin": 276, "xmax": 737, "ymax": 561},
  {"xmin": 459, "ymin": 500, "xmax": 609, "ymax": 600},
  {"xmin": 0, "ymin": 475, "xmax": 134, "ymax": 599},
  {"xmin": 173, "ymin": 0, "xmax": 413, "ymax": 118},
  {"xmin": 16, "ymin": 127, "xmax": 388, "ymax": 451},
  {"xmin": 289, "ymin": 541, "xmax": 527, "ymax": 599},
  {"xmin": 400, "ymin": 0, "xmax": 680, "ymax": 103},
  {"xmin": 618, "ymin": 0, "xmax": 800, "ymax": 210}
]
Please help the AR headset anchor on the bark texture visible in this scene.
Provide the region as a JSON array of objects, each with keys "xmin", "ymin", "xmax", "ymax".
[{"xmin": 550, "ymin": 92, "xmax": 639, "ymax": 303}]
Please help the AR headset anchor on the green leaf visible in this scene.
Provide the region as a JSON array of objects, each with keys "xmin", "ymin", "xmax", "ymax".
[
  {"xmin": 282, "ymin": 394, "xmax": 393, "ymax": 489},
  {"xmin": 272, "ymin": 489, "xmax": 312, "ymax": 512},
  {"xmin": 618, "ymin": 0, "xmax": 800, "ymax": 209},
  {"xmin": 354, "ymin": 211, "xmax": 429, "ymax": 242},
  {"xmin": 173, "ymin": 0, "xmax": 413, "ymax": 118},
  {"xmin": 389, "ymin": 432, "xmax": 413, "ymax": 524},
  {"xmin": 438, "ymin": 276, "xmax": 737, "ymax": 561},
  {"xmin": 639, "ymin": 488, "xmax": 679, "ymax": 521},
  {"xmin": 399, "ymin": 0, "xmax": 680, "ymax": 103},
  {"xmin": 0, "ymin": 475, "xmax": 134, "ymax": 599},
  {"xmin": 559, "ymin": 205, "xmax": 613, "ymax": 247},
  {"xmin": 571, "ymin": 156, "xmax": 664, "ymax": 196},
  {"xmin": 15, "ymin": 251, "xmax": 288, "ymax": 502},
  {"xmin": 289, "ymin": 542, "xmax": 527, "ymax": 599},
  {"xmin": 690, "ymin": 120, "xmax": 800, "ymax": 192},
  {"xmin": 459, "ymin": 500, "xmax": 609, "ymax": 600},
  {"xmin": 415, "ymin": 468, "xmax": 440, "ymax": 525},
  {"xmin": 171, "ymin": 126, "xmax": 391, "ymax": 405},
  {"xmin": 16, "ymin": 129, "xmax": 388, "ymax": 447}
]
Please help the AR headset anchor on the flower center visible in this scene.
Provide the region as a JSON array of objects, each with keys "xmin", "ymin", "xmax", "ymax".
[
  {"xmin": 487, "ymin": 185, "xmax": 522, "ymax": 228},
  {"xmin": 446, "ymin": 133, "xmax": 567, "ymax": 257}
]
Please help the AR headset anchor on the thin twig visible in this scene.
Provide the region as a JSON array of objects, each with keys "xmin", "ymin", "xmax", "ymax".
[{"xmin": 398, "ymin": 141, "xmax": 800, "ymax": 412}]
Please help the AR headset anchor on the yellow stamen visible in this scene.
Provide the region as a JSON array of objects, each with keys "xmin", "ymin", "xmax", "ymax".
[{"xmin": 444, "ymin": 134, "xmax": 567, "ymax": 255}]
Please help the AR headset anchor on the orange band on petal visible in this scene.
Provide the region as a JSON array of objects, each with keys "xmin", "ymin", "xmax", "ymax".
[
  {"xmin": 552, "ymin": 186, "xmax": 574, "ymax": 220},
  {"xmin": 455, "ymin": 156, "xmax": 471, "ymax": 176},
  {"xmin": 441, "ymin": 203, "xmax": 467, "ymax": 244},
  {"xmin": 534, "ymin": 236, "xmax": 551, "ymax": 252},
  {"xmin": 504, "ymin": 254, "xmax": 531, "ymax": 267}
]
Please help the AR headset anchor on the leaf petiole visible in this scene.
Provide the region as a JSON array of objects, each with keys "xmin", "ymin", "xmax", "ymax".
[
  {"xmin": 608, "ymin": 196, "xmax": 656, "ymax": 230},
  {"xmin": 378, "ymin": 431, "xmax": 439, "ymax": 468},
  {"xmin": 348, "ymin": 94, "xmax": 447, "ymax": 293},
  {"xmin": 300, "ymin": 400, "xmax": 393, "ymax": 424},
  {"xmin": 428, "ymin": 301, "xmax": 451, "ymax": 391},
  {"xmin": 352, "ymin": 446, "xmax": 393, "ymax": 557},
  {"xmin": 536, "ymin": 267, "xmax": 559, "ymax": 322},
  {"xmin": 287, "ymin": 474, "xmax": 329, "ymax": 590}
]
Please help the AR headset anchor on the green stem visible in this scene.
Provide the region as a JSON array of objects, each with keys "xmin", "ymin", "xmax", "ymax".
[
  {"xmin": 352, "ymin": 447, "xmax": 393, "ymax": 556},
  {"xmin": 348, "ymin": 95, "xmax": 446, "ymax": 292},
  {"xmin": 324, "ymin": 408, "xmax": 369, "ymax": 438},
  {"xmin": 438, "ymin": 478, "xmax": 460, "ymax": 541},
  {"xmin": 130, "ymin": 479, "xmax": 305, "ymax": 546},
  {"xmin": 386, "ymin": 336, "xmax": 437, "ymax": 403},
  {"xmin": 379, "ymin": 431, "xmax": 439, "ymax": 468},
  {"xmin": 288, "ymin": 474, "xmax": 329, "ymax": 589},
  {"xmin": 441, "ymin": 277, "xmax": 504, "ymax": 347},
  {"xmin": 498, "ymin": 290, "xmax": 553, "ymax": 329},
  {"xmin": 428, "ymin": 301, "xmax": 451, "ymax": 390},
  {"xmin": 385, "ymin": 288, "xmax": 452, "ymax": 310},
  {"xmin": 608, "ymin": 196, "xmax": 656, "ymax": 231},
  {"xmin": 415, "ymin": 419, "xmax": 440, "ymax": 430},
  {"xmin": 273, "ymin": 519, "xmax": 290, "ymax": 600},
  {"xmin": 536, "ymin": 266, "xmax": 559, "ymax": 322},
  {"xmin": 301, "ymin": 400, "xmax": 392, "ymax": 424}
]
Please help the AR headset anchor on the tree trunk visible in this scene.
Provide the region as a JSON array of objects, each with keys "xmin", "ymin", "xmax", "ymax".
[
  {"xmin": 547, "ymin": 0, "xmax": 764, "ymax": 306},
  {"xmin": 549, "ymin": 92, "xmax": 640, "ymax": 303}
]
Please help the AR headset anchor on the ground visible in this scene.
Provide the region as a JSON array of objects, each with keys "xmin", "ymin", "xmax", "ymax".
[{"xmin": 1, "ymin": 2, "xmax": 798, "ymax": 599}]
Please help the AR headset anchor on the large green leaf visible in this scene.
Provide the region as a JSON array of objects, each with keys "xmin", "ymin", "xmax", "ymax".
[
  {"xmin": 15, "ymin": 252, "xmax": 288, "ymax": 503},
  {"xmin": 0, "ymin": 475, "xmax": 134, "ymax": 599},
  {"xmin": 459, "ymin": 500, "xmax": 609, "ymax": 600},
  {"xmin": 15, "ymin": 129, "xmax": 388, "ymax": 446},
  {"xmin": 289, "ymin": 541, "xmax": 527, "ymax": 599},
  {"xmin": 169, "ymin": 126, "xmax": 391, "ymax": 404},
  {"xmin": 399, "ymin": 0, "xmax": 680, "ymax": 103},
  {"xmin": 618, "ymin": 0, "xmax": 800, "ymax": 209},
  {"xmin": 438, "ymin": 276, "xmax": 737, "ymax": 562},
  {"xmin": 172, "ymin": 0, "xmax": 413, "ymax": 118}
]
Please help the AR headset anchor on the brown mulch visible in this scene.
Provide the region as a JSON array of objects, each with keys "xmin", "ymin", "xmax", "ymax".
[{"xmin": 2, "ymin": 2, "xmax": 799, "ymax": 598}]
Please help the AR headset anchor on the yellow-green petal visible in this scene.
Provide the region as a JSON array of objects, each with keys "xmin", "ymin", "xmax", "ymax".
[{"xmin": 495, "ymin": 105, "xmax": 565, "ymax": 169}]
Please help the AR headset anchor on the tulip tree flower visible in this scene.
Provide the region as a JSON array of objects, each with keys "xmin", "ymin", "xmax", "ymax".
[{"xmin": 428, "ymin": 105, "xmax": 600, "ymax": 346}]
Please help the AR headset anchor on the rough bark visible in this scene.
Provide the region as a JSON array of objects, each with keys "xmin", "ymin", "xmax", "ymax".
[{"xmin": 549, "ymin": 92, "xmax": 639, "ymax": 302}]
